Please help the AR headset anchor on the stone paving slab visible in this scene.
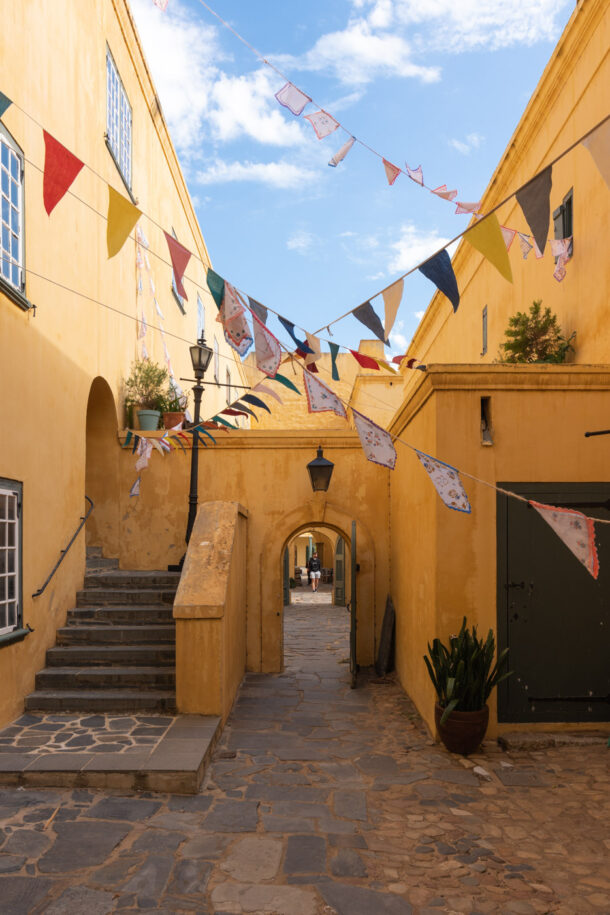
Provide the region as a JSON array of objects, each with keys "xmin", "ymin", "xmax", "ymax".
[{"xmin": 0, "ymin": 596, "xmax": 607, "ymax": 913}]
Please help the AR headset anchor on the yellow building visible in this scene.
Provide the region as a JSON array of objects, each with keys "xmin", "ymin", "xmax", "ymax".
[{"xmin": 0, "ymin": 0, "xmax": 247, "ymax": 726}]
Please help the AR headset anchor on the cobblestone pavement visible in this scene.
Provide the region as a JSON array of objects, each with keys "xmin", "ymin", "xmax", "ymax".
[
  {"xmin": 0, "ymin": 589, "xmax": 608, "ymax": 914},
  {"xmin": 0, "ymin": 714, "xmax": 176, "ymax": 756}
]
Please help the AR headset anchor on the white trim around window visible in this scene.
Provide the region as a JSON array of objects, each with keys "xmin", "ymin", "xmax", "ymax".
[
  {"xmin": 106, "ymin": 47, "xmax": 132, "ymax": 190},
  {"xmin": 0, "ymin": 122, "xmax": 24, "ymax": 294}
]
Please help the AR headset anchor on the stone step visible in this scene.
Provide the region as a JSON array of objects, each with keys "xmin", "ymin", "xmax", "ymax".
[
  {"xmin": 57, "ymin": 624, "xmax": 175, "ymax": 645},
  {"xmin": 24, "ymin": 689, "xmax": 177, "ymax": 713},
  {"xmin": 86, "ymin": 546, "xmax": 103, "ymax": 558},
  {"xmin": 76, "ymin": 588, "xmax": 177, "ymax": 607},
  {"xmin": 86, "ymin": 557, "xmax": 120, "ymax": 572},
  {"xmin": 66, "ymin": 605, "xmax": 174, "ymax": 625},
  {"xmin": 35, "ymin": 666, "xmax": 176, "ymax": 691},
  {"xmin": 46, "ymin": 644, "xmax": 176, "ymax": 667},
  {"xmin": 84, "ymin": 571, "xmax": 181, "ymax": 589}
]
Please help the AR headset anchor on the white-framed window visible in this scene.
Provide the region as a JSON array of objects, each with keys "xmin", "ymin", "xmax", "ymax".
[
  {"xmin": 106, "ymin": 47, "xmax": 132, "ymax": 189},
  {"xmin": 213, "ymin": 337, "xmax": 219, "ymax": 383},
  {"xmin": 226, "ymin": 368, "xmax": 232, "ymax": 406},
  {"xmin": 0, "ymin": 123, "xmax": 24, "ymax": 292},
  {"xmin": 0, "ymin": 480, "xmax": 21, "ymax": 636}
]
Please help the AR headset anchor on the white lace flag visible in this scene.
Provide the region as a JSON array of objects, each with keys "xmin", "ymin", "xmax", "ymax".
[
  {"xmin": 431, "ymin": 185, "xmax": 458, "ymax": 201},
  {"xmin": 135, "ymin": 439, "xmax": 153, "ymax": 472},
  {"xmin": 252, "ymin": 312, "xmax": 281, "ymax": 377},
  {"xmin": 129, "ymin": 476, "xmax": 141, "ymax": 497},
  {"xmin": 405, "ymin": 163, "xmax": 424, "ymax": 185},
  {"xmin": 500, "ymin": 226, "xmax": 516, "ymax": 250},
  {"xmin": 352, "ymin": 409, "xmax": 397, "ymax": 470},
  {"xmin": 383, "ymin": 159, "xmax": 401, "ymax": 186},
  {"xmin": 530, "ymin": 501, "xmax": 599, "ymax": 578},
  {"xmin": 455, "ymin": 201, "xmax": 481, "ymax": 215},
  {"xmin": 518, "ymin": 232, "xmax": 533, "ymax": 259},
  {"xmin": 305, "ymin": 110, "xmax": 339, "ymax": 139},
  {"xmin": 416, "ymin": 451, "xmax": 471, "ymax": 513},
  {"xmin": 329, "ymin": 137, "xmax": 355, "ymax": 167},
  {"xmin": 303, "ymin": 373, "xmax": 346, "ymax": 418},
  {"xmin": 218, "ymin": 282, "xmax": 254, "ymax": 356},
  {"xmin": 153, "ymin": 0, "xmax": 169, "ymax": 9},
  {"xmin": 275, "ymin": 82, "xmax": 311, "ymax": 116}
]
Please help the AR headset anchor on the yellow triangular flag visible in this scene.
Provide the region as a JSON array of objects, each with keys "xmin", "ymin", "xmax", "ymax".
[
  {"xmin": 382, "ymin": 278, "xmax": 404, "ymax": 339},
  {"xmin": 583, "ymin": 121, "xmax": 610, "ymax": 188},
  {"xmin": 377, "ymin": 359, "xmax": 398, "ymax": 375},
  {"xmin": 107, "ymin": 186, "xmax": 141, "ymax": 258},
  {"xmin": 465, "ymin": 212, "xmax": 513, "ymax": 282}
]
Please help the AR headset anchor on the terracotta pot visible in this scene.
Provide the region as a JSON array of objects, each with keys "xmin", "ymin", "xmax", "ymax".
[
  {"xmin": 435, "ymin": 702, "xmax": 489, "ymax": 756},
  {"xmin": 163, "ymin": 411, "xmax": 185, "ymax": 429}
]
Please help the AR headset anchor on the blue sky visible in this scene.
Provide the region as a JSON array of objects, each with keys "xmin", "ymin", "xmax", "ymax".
[{"xmin": 130, "ymin": 0, "xmax": 573, "ymax": 355}]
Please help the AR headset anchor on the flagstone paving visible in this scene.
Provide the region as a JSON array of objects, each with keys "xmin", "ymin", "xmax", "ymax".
[{"xmin": 0, "ymin": 585, "xmax": 608, "ymax": 913}]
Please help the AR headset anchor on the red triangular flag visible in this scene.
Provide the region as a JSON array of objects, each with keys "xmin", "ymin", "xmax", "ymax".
[
  {"xmin": 43, "ymin": 130, "xmax": 84, "ymax": 215},
  {"xmin": 350, "ymin": 349, "xmax": 380, "ymax": 370},
  {"xmin": 164, "ymin": 232, "xmax": 192, "ymax": 300}
]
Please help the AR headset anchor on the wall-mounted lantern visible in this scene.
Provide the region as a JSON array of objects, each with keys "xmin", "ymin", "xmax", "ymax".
[{"xmin": 307, "ymin": 446, "xmax": 334, "ymax": 492}]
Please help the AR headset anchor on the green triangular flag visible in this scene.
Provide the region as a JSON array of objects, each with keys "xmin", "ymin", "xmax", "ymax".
[
  {"xmin": 0, "ymin": 92, "xmax": 12, "ymax": 118},
  {"xmin": 206, "ymin": 268, "xmax": 225, "ymax": 311},
  {"xmin": 212, "ymin": 415, "xmax": 237, "ymax": 429},
  {"xmin": 273, "ymin": 372, "xmax": 301, "ymax": 395},
  {"xmin": 329, "ymin": 342, "xmax": 340, "ymax": 381}
]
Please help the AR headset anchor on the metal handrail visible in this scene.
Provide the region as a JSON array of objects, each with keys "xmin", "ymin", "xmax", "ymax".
[{"xmin": 32, "ymin": 496, "xmax": 94, "ymax": 598}]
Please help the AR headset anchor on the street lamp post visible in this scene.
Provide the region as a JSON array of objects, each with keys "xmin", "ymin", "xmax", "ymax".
[{"xmin": 185, "ymin": 335, "xmax": 213, "ymax": 545}]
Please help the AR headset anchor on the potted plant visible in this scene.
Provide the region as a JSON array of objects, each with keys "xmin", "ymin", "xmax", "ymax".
[
  {"xmin": 424, "ymin": 617, "xmax": 512, "ymax": 755},
  {"xmin": 123, "ymin": 358, "xmax": 168, "ymax": 431},
  {"xmin": 159, "ymin": 380, "xmax": 188, "ymax": 430}
]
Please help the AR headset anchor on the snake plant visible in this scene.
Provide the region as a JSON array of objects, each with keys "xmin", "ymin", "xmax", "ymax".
[{"xmin": 424, "ymin": 617, "xmax": 512, "ymax": 725}]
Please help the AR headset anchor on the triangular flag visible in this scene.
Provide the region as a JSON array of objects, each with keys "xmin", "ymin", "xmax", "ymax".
[
  {"xmin": 275, "ymin": 82, "xmax": 311, "ymax": 116},
  {"xmin": 431, "ymin": 185, "xmax": 457, "ymax": 201},
  {"xmin": 171, "ymin": 435, "xmax": 186, "ymax": 454},
  {"xmin": 382, "ymin": 278, "xmax": 404, "ymax": 340},
  {"xmin": 207, "ymin": 268, "xmax": 225, "ymax": 310},
  {"xmin": 0, "ymin": 91, "xmax": 12, "ymax": 117},
  {"xmin": 500, "ymin": 226, "xmax": 516, "ymax": 250},
  {"xmin": 278, "ymin": 316, "xmax": 314, "ymax": 353},
  {"xmin": 304, "ymin": 110, "xmax": 339, "ymax": 139},
  {"xmin": 252, "ymin": 312, "xmax": 281, "ymax": 377},
  {"xmin": 218, "ymin": 282, "xmax": 253, "ymax": 356},
  {"xmin": 211, "ymin": 414, "xmax": 238, "ymax": 429},
  {"xmin": 253, "ymin": 382, "xmax": 283, "ymax": 405},
  {"xmin": 303, "ymin": 373, "xmax": 347, "ymax": 418},
  {"xmin": 248, "ymin": 296, "xmax": 268, "ymax": 325},
  {"xmin": 329, "ymin": 137, "xmax": 355, "ymax": 167},
  {"xmin": 353, "ymin": 302, "xmax": 386, "ymax": 344},
  {"xmin": 530, "ymin": 500, "xmax": 599, "ymax": 579},
  {"xmin": 515, "ymin": 166, "xmax": 552, "ymax": 254},
  {"xmin": 304, "ymin": 333, "xmax": 322, "ymax": 367},
  {"xmin": 416, "ymin": 451, "xmax": 471, "ymax": 513},
  {"xmin": 350, "ymin": 349, "xmax": 380, "ymax": 370},
  {"xmin": 273, "ymin": 372, "xmax": 301, "ymax": 395},
  {"xmin": 131, "ymin": 435, "xmax": 140, "ymax": 454},
  {"xmin": 107, "ymin": 187, "xmax": 141, "ymax": 258},
  {"xmin": 129, "ymin": 476, "xmax": 141, "ymax": 497},
  {"xmin": 405, "ymin": 163, "xmax": 423, "ymax": 185},
  {"xmin": 329, "ymin": 342, "xmax": 340, "ymax": 381},
  {"xmin": 149, "ymin": 439, "xmax": 166, "ymax": 456},
  {"xmin": 352, "ymin": 410, "xmax": 397, "ymax": 470},
  {"xmin": 582, "ymin": 120, "xmax": 610, "ymax": 188},
  {"xmin": 164, "ymin": 232, "xmax": 191, "ymax": 300},
  {"xmin": 517, "ymin": 232, "xmax": 533, "ymax": 259},
  {"xmin": 464, "ymin": 213, "xmax": 513, "ymax": 283},
  {"xmin": 241, "ymin": 393, "xmax": 271, "ymax": 414},
  {"xmin": 419, "ymin": 250, "xmax": 460, "ymax": 312},
  {"xmin": 383, "ymin": 159, "xmax": 401, "ymax": 186},
  {"xmin": 42, "ymin": 130, "xmax": 84, "ymax": 215},
  {"xmin": 222, "ymin": 408, "xmax": 252, "ymax": 419},
  {"xmin": 454, "ymin": 201, "xmax": 481, "ymax": 215},
  {"xmin": 153, "ymin": 0, "xmax": 169, "ymax": 9},
  {"xmin": 377, "ymin": 359, "xmax": 398, "ymax": 374},
  {"xmin": 197, "ymin": 425, "xmax": 217, "ymax": 444}
]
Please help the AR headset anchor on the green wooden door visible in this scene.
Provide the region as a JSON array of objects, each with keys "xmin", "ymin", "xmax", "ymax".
[{"xmin": 334, "ymin": 537, "xmax": 345, "ymax": 605}]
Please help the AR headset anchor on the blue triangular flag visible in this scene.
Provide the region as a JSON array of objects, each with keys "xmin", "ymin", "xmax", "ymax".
[
  {"xmin": 241, "ymin": 393, "xmax": 271, "ymax": 413},
  {"xmin": 419, "ymin": 250, "xmax": 460, "ymax": 312},
  {"xmin": 278, "ymin": 316, "xmax": 314, "ymax": 354}
]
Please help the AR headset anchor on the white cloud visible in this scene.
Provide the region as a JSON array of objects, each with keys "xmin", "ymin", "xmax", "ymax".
[
  {"xmin": 414, "ymin": 309, "xmax": 425, "ymax": 320},
  {"xmin": 449, "ymin": 132, "xmax": 484, "ymax": 155},
  {"xmin": 208, "ymin": 70, "xmax": 306, "ymax": 146},
  {"xmin": 196, "ymin": 159, "xmax": 318, "ymax": 189},
  {"xmin": 388, "ymin": 223, "xmax": 450, "ymax": 274},
  {"xmin": 287, "ymin": 230, "xmax": 316, "ymax": 253}
]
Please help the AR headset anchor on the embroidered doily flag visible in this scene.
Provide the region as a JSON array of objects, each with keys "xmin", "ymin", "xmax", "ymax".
[
  {"xmin": 582, "ymin": 120, "xmax": 610, "ymax": 188},
  {"xmin": 252, "ymin": 312, "xmax": 281, "ymax": 377},
  {"xmin": 416, "ymin": 451, "xmax": 471, "ymax": 514},
  {"xmin": 405, "ymin": 163, "xmax": 423, "ymax": 185},
  {"xmin": 455, "ymin": 200, "xmax": 481, "ymax": 215},
  {"xmin": 530, "ymin": 501, "xmax": 599, "ymax": 579},
  {"xmin": 329, "ymin": 137, "xmax": 355, "ymax": 167},
  {"xmin": 42, "ymin": 130, "xmax": 84, "ymax": 215},
  {"xmin": 304, "ymin": 110, "xmax": 339, "ymax": 139},
  {"xmin": 352, "ymin": 410, "xmax": 397, "ymax": 470},
  {"xmin": 515, "ymin": 166, "xmax": 553, "ymax": 254},
  {"xmin": 383, "ymin": 159, "xmax": 401, "ymax": 186},
  {"xmin": 129, "ymin": 476, "xmax": 141, "ymax": 498},
  {"xmin": 153, "ymin": 0, "xmax": 169, "ymax": 9},
  {"xmin": 431, "ymin": 185, "xmax": 457, "ymax": 201},
  {"xmin": 303, "ymin": 372, "xmax": 346, "ymax": 418},
  {"xmin": 218, "ymin": 282, "xmax": 253, "ymax": 356},
  {"xmin": 500, "ymin": 226, "xmax": 516, "ymax": 250},
  {"xmin": 382, "ymin": 278, "xmax": 404, "ymax": 340},
  {"xmin": 518, "ymin": 232, "xmax": 533, "ymax": 259},
  {"xmin": 275, "ymin": 82, "xmax": 311, "ymax": 116}
]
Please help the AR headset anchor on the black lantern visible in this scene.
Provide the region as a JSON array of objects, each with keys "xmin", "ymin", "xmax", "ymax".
[
  {"xmin": 189, "ymin": 335, "xmax": 213, "ymax": 381},
  {"xmin": 307, "ymin": 446, "xmax": 334, "ymax": 492}
]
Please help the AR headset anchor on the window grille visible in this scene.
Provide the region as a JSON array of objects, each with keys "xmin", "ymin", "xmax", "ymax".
[
  {"xmin": 106, "ymin": 49, "xmax": 132, "ymax": 189},
  {"xmin": 0, "ymin": 483, "xmax": 20, "ymax": 636},
  {"xmin": 0, "ymin": 124, "xmax": 23, "ymax": 291}
]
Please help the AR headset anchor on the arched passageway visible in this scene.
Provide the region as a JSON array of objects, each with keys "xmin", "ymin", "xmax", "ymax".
[{"xmin": 85, "ymin": 377, "xmax": 120, "ymax": 559}]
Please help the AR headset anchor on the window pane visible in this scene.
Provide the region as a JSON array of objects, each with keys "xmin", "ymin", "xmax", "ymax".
[
  {"xmin": 1, "ymin": 224, "xmax": 8, "ymax": 253},
  {"xmin": 0, "ymin": 143, "xmax": 7, "ymax": 169},
  {"xmin": 2, "ymin": 195, "xmax": 8, "ymax": 225},
  {"xmin": 0, "ymin": 495, "xmax": 6, "ymax": 519},
  {"xmin": 9, "ymin": 152, "xmax": 18, "ymax": 181},
  {"xmin": 10, "ymin": 179, "xmax": 18, "ymax": 206},
  {"xmin": 1, "ymin": 169, "xmax": 7, "ymax": 197},
  {"xmin": 10, "ymin": 205, "xmax": 18, "ymax": 234}
]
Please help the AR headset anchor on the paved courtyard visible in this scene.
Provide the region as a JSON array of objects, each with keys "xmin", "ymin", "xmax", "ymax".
[{"xmin": 0, "ymin": 586, "xmax": 608, "ymax": 913}]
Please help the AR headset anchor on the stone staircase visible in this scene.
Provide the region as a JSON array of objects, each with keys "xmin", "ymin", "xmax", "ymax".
[{"xmin": 25, "ymin": 547, "xmax": 179, "ymax": 714}]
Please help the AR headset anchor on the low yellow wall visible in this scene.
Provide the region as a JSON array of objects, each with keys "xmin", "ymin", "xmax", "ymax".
[{"xmin": 173, "ymin": 501, "xmax": 247, "ymax": 720}]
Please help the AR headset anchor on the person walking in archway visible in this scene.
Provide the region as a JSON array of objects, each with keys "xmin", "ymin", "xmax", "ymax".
[{"xmin": 307, "ymin": 551, "xmax": 321, "ymax": 592}]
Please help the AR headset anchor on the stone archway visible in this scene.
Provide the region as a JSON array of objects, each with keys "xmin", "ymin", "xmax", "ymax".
[
  {"xmin": 260, "ymin": 498, "xmax": 377, "ymax": 673},
  {"xmin": 85, "ymin": 377, "xmax": 120, "ymax": 560}
]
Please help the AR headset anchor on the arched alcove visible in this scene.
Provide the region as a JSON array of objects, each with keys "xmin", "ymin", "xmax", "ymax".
[{"xmin": 85, "ymin": 377, "xmax": 120, "ymax": 559}]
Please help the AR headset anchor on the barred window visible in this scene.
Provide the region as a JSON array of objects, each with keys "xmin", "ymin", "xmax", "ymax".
[
  {"xmin": 0, "ymin": 123, "xmax": 24, "ymax": 292},
  {"xmin": 106, "ymin": 49, "xmax": 132, "ymax": 189},
  {"xmin": 0, "ymin": 481, "xmax": 21, "ymax": 636}
]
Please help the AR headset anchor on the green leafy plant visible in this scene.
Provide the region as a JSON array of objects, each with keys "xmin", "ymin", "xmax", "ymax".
[
  {"xmin": 499, "ymin": 299, "xmax": 575, "ymax": 364},
  {"xmin": 158, "ymin": 380, "xmax": 188, "ymax": 414},
  {"xmin": 424, "ymin": 618, "xmax": 512, "ymax": 725},
  {"xmin": 123, "ymin": 358, "xmax": 169, "ymax": 413}
]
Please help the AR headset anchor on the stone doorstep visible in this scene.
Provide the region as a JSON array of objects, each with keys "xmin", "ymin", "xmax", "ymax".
[
  {"xmin": 0, "ymin": 715, "xmax": 222, "ymax": 795},
  {"xmin": 498, "ymin": 730, "xmax": 610, "ymax": 750}
]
